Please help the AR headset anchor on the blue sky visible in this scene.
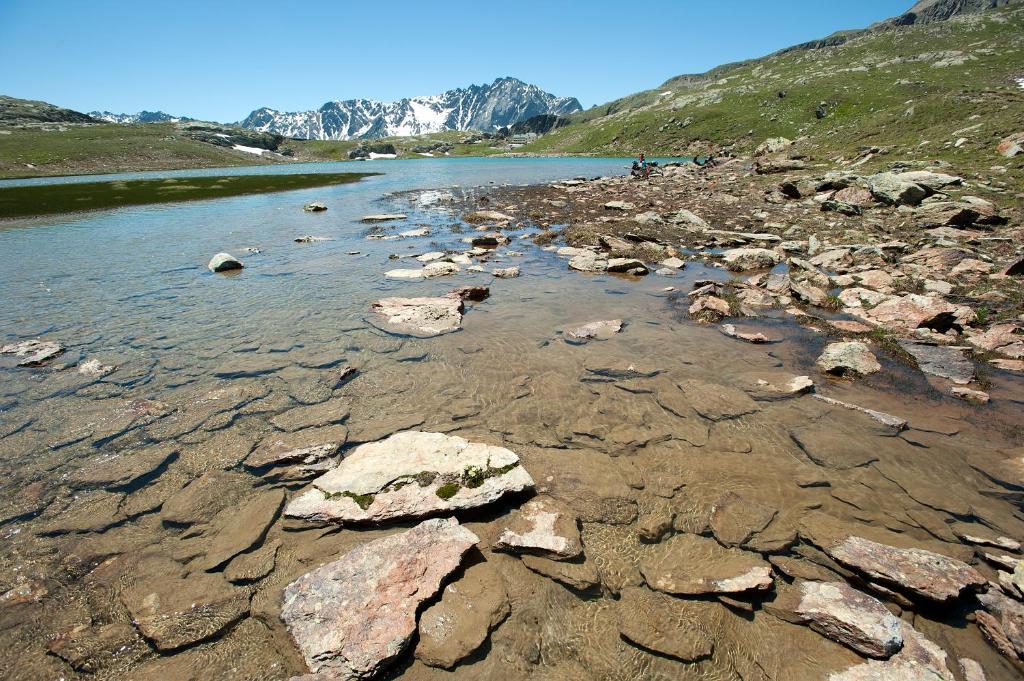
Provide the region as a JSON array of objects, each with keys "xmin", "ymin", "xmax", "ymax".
[{"xmin": 0, "ymin": 0, "xmax": 912, "ymax": 122}]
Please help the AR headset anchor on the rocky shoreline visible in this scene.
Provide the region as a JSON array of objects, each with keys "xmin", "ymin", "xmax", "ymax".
[{"xmin": 1, "ymin": 147, "xmax": 1023, "ymax": 680}]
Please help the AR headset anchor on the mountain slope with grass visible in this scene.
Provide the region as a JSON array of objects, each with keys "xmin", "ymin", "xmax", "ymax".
[{"xmin": 523, "ymin": 3, "xmax": 1024, "ymax": 171}]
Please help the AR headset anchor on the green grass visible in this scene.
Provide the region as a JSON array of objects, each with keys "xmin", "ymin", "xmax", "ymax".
[
  {"xmin": 0, "ymin": 172, "xmax": 378, "ymax": 218},
  {"xmin": 0, "ymin": 122, "xmax": 291, "ymax": 179},
  {"xmin": 520, "ymin": 5, "xmax": 1024, "ymax": 183}
]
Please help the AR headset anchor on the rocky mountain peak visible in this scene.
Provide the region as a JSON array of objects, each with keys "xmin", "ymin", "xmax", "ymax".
[{"xmin": 239, "ymin": 77, "xmax": 582, "ymax": 141}]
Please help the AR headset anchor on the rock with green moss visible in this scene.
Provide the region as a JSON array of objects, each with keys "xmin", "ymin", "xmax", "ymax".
[{"xmin": 285, "ymin": 431, "xmax": 534, "ymax": 523}]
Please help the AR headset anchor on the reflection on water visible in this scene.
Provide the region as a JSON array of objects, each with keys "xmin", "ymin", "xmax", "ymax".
[{"xmin": 0, "ymin": 158, "xmax": 1022, "ymax": 680}]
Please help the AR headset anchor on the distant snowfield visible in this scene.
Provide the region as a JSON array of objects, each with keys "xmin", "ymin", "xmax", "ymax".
[
  {"xmin": 232, "ymin": 144, "xmax": 267, "ymax": 156},
  {"xmin": 368, "ymin": 152, "xmax": 397, "ymax": 160},
  {"xmin": 1016, "ymin": 76, "xmax": 1024, "ymax": 90}
]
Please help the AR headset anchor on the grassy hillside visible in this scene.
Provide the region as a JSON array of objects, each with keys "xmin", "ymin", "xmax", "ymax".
[
  {"xmin": 522, "ymin": 6, "xmax": 1024, "ymax": 172},
  {"xmin": 0, "ymin": 122, "xmax": 291, "ymax": 178}
]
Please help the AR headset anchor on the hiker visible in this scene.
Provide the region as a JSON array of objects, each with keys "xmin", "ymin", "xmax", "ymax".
[{"xmin": 638, "ymin": 153, "xmax": 649, "ymax": 178}]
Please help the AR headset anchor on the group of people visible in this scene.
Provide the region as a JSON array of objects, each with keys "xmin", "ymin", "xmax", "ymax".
[{"xmin": 630, "ymin": 151, "xmax": 717, "ymax": 179}]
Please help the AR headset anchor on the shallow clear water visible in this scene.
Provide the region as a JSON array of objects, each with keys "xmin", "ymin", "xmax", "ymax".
[{"xmin": 1, "ymin": 158, "xmax": 1022, "ymax": 681}]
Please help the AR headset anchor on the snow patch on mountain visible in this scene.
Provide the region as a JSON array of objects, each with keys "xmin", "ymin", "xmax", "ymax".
[
  {"xmin": 240, "ymin": 77, "xmax": 582, "ymax": 141},
  {"xmin": 90, "ymin": 110, "xmax": 190, "ymax": 124}
]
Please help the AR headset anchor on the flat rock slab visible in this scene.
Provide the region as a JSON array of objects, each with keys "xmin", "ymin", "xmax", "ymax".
[
  {"xmin": 790, "ymin": 425, "xmax": 880, "ymax": 469},
  {"xmin": 829, "ymin": 621, "xmax": 954, "ymax": 681},
  {"xmin": 709, "ymin": 491, "xmax": 777, "ymax": 547},
  {"xmin": 415, "ymin": 561, "xmax": 510, "ymax": 669},
  {"xmin": 738, "ymin": 372, "xmax": 815, "ymax": 401},
  {"xmin": 121, "ymin": 556, "xmax": 249, "ymax": 651},
  {"xmin": 199, "ymin": 488, "xmax": 284, "ymax": 571},
  {"xmin": 370, "ymin": 296, "xmax": 464, "ymax": 337},
  {"xmin": 565, "ymin": 319, "xmax": 622, "ymax": 342},
  {"xmin": 617, "ymin": 586, "xmax": 716, "ymax": 662},
  {"xmin": 68, "ymin": 443, "xmax": 177, "ymax": 490},
  {"xmin": 768, "ymin": 581, "xmax": 903, "ymax": 658},
  {"xmin": 269, "ymin": 400, "xmax": 351, "ymax": 433},
  {"xmin": 494, "ymin": 496, "xmax": 582, "ymax": 559},
  {"xmin": 812, "ymin": 395, "xmax": 907, "ymax": 433},
  {"xmin": 825, "ymin": 536, "xmax": 985, "ymax": 603},
  {"xmin": 285, "ymin": 431, "xmax": 534, "ymax": 524},
  {"xmin": 1, "ymin": 339, "xmax": 65, "ymax": 366},
  {"xmin": 361, "ymin": 213, "xmax": 407, "ymax": 221},
  {"xmin": 160, "ymin": 471, "xmax": 254, "ymax": 526},
  {"xmin": 677, "ymin": 380, "xmax": 760, "ymax": 421},
  {"xmin": 246, "ymin": 425, "xmax": 348, "ymax": 470},
  {"xmin": 639, "ymin": 534, "xmax": 773, "ymax": 596},
  {"xmin": 281, "ymin": 517, "xmax": 478, "ymax": 680},
  {"xmin": 521, "ymin": 554, "xmax": 600, "ymax": 591},
  {"xmin": 898, "ymin": 341, "xmax": 974, "ymax": 384}
]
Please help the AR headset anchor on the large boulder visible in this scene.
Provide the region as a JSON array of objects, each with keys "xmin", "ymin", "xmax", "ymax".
[
  {"xmin": 861, "ymin": 294, "xmax": 959, "ymax": 334},
  {"xmin": 767, "ymin": 581, "xmax": 903, "ymax": 658},
  {"xmin": 281, "ymin": 518, "xmax": 478, "ymax": 680},
  {"xmin": 722, "ymin": 248, "xmax": 782, "ymax": 271},
  {"xmin": 869, "ymin": 173, "xmax": 929, "ymax": 206},
  {"xmin": 997, "ymin": 133, "xmax": 1024, "ymax": 158},
  {"xmin": 894, "ymin": 170, "xmax": 962, "ymax": 191},
  {"xmin": 754, "ymin": 137, "xmax": 793, "ymax": 156},
  {"xmin": 825, "ymin": 536, "xmax": 986, "ymax": 603},
  {"xmin": 284, "ymin": 431, "xmax": 534, "ymax": 523},
  {"xmin": 568, "ymin": 251, "xmax": 609, "ymax": 272},
  {"xmin": 370, "ymin": 296, "xmax": 464, "ymax": 337},
  {"xmin": 816, "ymin": 342, "xmax": 881, "ymax": 378},
  {"xmin": 207, "ymin": 252, "xmax": 243, "ymax": 273}
]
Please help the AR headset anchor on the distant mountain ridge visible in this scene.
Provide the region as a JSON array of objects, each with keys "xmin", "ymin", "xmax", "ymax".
[
  {"xmin": 89, "ymin": 110, "xmax": 192, "ymax": 124},
  {"xmin": 239, "ymin": 77, "xmax": 582, "ymax": 141}
]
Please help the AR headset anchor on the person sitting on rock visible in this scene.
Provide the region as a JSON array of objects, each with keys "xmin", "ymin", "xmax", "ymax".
[{"xmin": 638, "ymin": 153, "xmax": 649, "ymax": 178}]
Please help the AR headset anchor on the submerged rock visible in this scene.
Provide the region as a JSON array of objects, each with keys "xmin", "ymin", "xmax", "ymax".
[
  {"xmin": 207, "ymin": 252, "xmax": 243, "ymax": 273},
  {"xmin": 303, "ymin": 202, "xmax": 327, "ymax": 212},
  {"xmin": 281, "ymin": 518, "xmax": 478, "ymax": 680},
  {"xmin": 415, "ymin": 561, "xmax": 510, "ymax": 669},
  {"xmin": 829, "ymin": 620, "xmax": 955, "ymax": 680},
  {"xmin": 720, "ymin": 323, "xmax": 771, "ymax": 343},
  {"xmin": 77, "ymin": 358, "xmax": 116, "ymax": 377},
  {"xmin": 284, "ymin": 431, "xmax": 534, "ymax": 523},
  {"xmin": 640, "ymin": 533, "xmax": 773, "ymax": 596},
  {"xmin": 494, "ymin": 496, "xmax": 582, "ymax": 559},
  {"xmin": 370, "ymin": 296, "xmax": 464, "ymax": 337},
  {"xmin": 521, "ymin": 554, "xmax": 600, "ymax": 591},
  {"xmin": 816, "ymin": 341, "xmax": 881, "ymax": 378},
  {"xmin": 492, "ymin": 266, "xmax": 520, "ymax": 278},
  {"xmin": 198, "ymin": 488, "xmax": 284, "ymax": 571},
  {"xmin": 565, "ymin": 319, "xmax": 623, "ymax": 342},
  {"xmin": 617, "ymin": 586, "xmax": 716, "ymax": 662},
  {"xmin": 121, "ymin": 555, "xmax": 249, "ymax": 651},
  {"xmin": 825, "ymin": 536, "xmax": 985, "ymax": 603},
  {"xmin": 1, "ymin": 339, "xmax": 64, "ymax": 366},
  {"xmin": 768, "ymin": 581, "xmax": 903, "ymax": 658}
]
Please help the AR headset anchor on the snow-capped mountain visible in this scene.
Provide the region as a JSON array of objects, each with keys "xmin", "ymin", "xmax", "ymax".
[
  {"xmin": 239, "ymin": 77, "xmax": 582, "ymax": 141},
  {"xmin": 90, "ymin": 110, "xmax": 190, "ymax": 124}
]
